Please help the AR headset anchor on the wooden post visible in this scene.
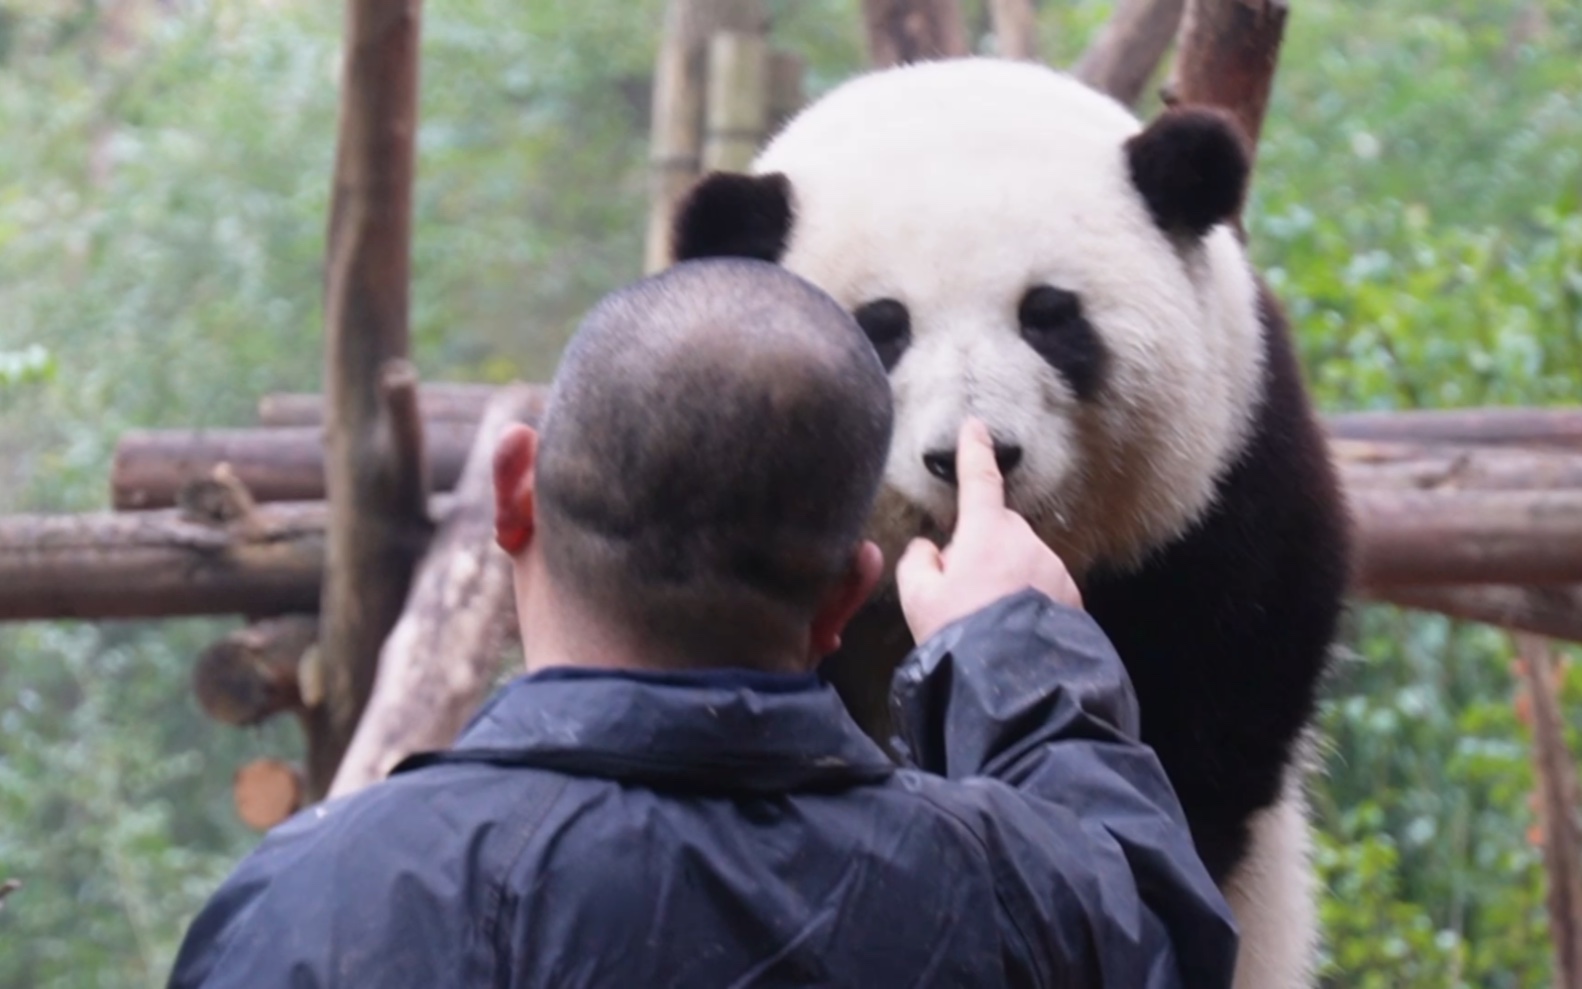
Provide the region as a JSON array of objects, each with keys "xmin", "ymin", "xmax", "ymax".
[
  {"xmin": 862, "ymin": 0, "xmax": 970, "ymax": 68},
  {"xmin": 988, "ymin": 0, "xmax": 1040, "ymax": 61},
  {"xmin": 643, "ymin": 0, "xmax": 770, "ymax": 273},
  {"xmin": 330, "ymin": 385, "xmax": 540, "ymax": 797},
  {"xmin": 1514, "ymin": 634, "xmax": 1582, "ymax": 986},
  {"xmin": 1352, "ymin": 489, "xmax": 1582, "ymax": 587},
  {"xmin": 313, "ymin": 0, "xmax": 429, "ymax": 799},
  {"xmin": 1073, "ymin": 0, "xmax": 1185, "ymax": 106},
  {"xmin": 702, "ymin": 31, "xmax": 771, "ymax": 173},
  {"xmin": 1164, "ymin": 0, "xmax": 1288, "ymax": 171}
]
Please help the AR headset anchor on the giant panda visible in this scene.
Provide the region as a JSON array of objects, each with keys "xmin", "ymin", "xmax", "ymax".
[{"xmin": 671, "ymin": 58, "xmax": 1350, "ymax": 988}]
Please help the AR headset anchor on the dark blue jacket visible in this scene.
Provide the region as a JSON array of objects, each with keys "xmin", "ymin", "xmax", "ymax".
[{"xmin": 169, "ymin": 591, "xmax": 1237, "ymax": 987}]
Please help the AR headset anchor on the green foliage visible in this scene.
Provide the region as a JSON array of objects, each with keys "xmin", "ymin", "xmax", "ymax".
[{"xmin": 0, "ymin": 0, "xmax": 1579, "ymax": 985}]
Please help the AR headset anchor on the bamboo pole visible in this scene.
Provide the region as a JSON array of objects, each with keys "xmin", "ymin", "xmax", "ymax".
[
  {"xmin": 702, "ymin": 31, "xmax": 771, "ymax": 173},
  {"xmin": 643, "ymin": 0, "xmax": 769, "ymax": 273},
  {"xmin": 988, "ymin": 0, "xmax": 1039, "ymax": 60}
]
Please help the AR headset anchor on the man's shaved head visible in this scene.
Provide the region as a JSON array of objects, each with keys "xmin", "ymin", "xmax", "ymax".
[{"xmin": 533, "ymin": 259, "xmax": 893, "ymax": 665}]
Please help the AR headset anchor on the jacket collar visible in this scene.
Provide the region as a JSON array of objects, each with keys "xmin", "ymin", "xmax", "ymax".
[{"xmin": 391, "ymin": 666, "xmax": 896, "ymax": 793}]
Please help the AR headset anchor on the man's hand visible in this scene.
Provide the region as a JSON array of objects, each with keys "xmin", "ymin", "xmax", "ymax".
[{"xmin": 897, "ymin": 418, "xmax": 1082, "ymax": 644}]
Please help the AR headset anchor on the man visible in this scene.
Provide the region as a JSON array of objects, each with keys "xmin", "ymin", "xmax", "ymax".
[{"xmin": 169, "ymin": 259, "xmax": 1237, "ymax": 987}]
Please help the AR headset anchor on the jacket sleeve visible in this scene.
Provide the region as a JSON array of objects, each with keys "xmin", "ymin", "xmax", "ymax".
[{"xmin": 890, "ymin": 589, "xmax": 1240, "ymax": 989}]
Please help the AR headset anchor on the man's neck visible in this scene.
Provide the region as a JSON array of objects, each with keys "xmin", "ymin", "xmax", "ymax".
[{"xmin": 514, "ymin": 561, "xmax": 814, "ymax": 677}]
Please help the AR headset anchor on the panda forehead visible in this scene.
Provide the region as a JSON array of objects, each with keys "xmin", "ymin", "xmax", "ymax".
[{"xmin": 754, "ymin": 62, "xmax": 1175, "ymax": 311}]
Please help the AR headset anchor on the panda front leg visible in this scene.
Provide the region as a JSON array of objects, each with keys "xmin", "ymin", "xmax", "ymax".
[{"xmin": 1222, "ymin": 766, "xmax": 1320, "ymax": 989}]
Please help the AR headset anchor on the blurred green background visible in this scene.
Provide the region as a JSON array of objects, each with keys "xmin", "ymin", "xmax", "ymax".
[{"xmin": 0, "ymin": 0, "xmax": 1579, "ymax": 985}]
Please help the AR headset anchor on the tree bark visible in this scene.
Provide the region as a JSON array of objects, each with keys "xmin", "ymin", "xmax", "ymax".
[
  {"xmin": 1164, "ymin": 0, "xmax": 1288, "ymax": 180},
  {"xmin": 0, "ymin": 501, "xmax": 329, "ymax": 621},
  {"xmin": 989, "ymin": 0, "xmax": 1040, "ymax": 61},
  {"xmin": 311, "ymin": 0, "xmax": 429, "ymax": 799},
  {"xmin": 1352, "ymin": 489, "xmax": 1582, "ymax": 587},
  {"xmin": 1327, "ymin": 407, "xmax": 1582, "ymax": 452},
  {"xmin": 1073, "ymin": 0, "xmax": 1185, "ymax": 106},
  {"xmin": 862, "ymin": 0, "xmax": 970, "ymax": 69},
  {"xmin": 1371, "ymin": 585, "xmax": 1582, "ymax": 645},
  {"xmin": 193, "ymin": 616, "xmax": 318, "ymax": 727},
  {"xmin": 329, "ymin": 385, "xmax": 539, "ymax": 798},
  {"xmin": 1514, "ymin": 635, "xmax": 1582, "ymax": 986},
  {"xmin": 1336, "ymin": 440, "xmax": 1582, "ymax": 493},
  {"xmin": 257, "ymin": 383, "xmax": 505, "ymax": 428},
  {"xmin": 643, "ymin": 0, "xmax": 770, "ymax": 274}
]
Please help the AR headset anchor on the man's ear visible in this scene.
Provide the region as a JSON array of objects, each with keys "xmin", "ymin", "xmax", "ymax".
[
  {"xmin": 809, "ymin": 541, "xmax": 885, "ymax": 658},
  {"xmin": 493, "ymin": 424, "xmax": 540, "ymax": 556},
  {"xmin": 672, "ymin": 171, "xmax": 794, "ymax": 263},
  {"xmin": 1124, "ymin": 106, "xmax": 1250, "ymax": 238}
]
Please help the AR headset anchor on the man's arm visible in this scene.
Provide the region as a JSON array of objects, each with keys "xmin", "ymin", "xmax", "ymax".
[
  {"xmin": 892, "ymin": 588, "xmax": 1238, "ymax": 988},
  {"xmin": 890, "ymin": 420, "xmax": 1237, "ymax": 988}
]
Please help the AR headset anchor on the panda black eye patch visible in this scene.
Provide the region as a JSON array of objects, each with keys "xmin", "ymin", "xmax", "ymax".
[
  {"xmin": 853, "ymin": 298, "xmax": 911, "ymax": 372},
  {"xmin": 1018, "ymin": 285, "xmax": 1106, "ymax": 401}
]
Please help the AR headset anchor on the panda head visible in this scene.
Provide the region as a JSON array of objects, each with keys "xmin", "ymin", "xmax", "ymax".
[{"xmin": 674, "ymin": 59, "xmax": 1269, "ymax": 577}]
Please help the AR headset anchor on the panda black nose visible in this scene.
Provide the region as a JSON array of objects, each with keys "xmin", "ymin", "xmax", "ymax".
[{"xmin": 922, "ymin": 443, "xmax": 1024, "ymax": 485}]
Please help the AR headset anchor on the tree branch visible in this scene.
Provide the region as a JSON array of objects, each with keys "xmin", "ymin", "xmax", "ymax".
[
  {"xmin": 1164, "ymin": 0, "xmax": 1288, "ymax": 183},
  {"xmin": 862, "ymin": 0, "xmax": 970, "ymax": 68},
  {"xmin": 989, "ymin": 0, "xmax": 1040, "ymax": 61},
  {"xmin": 1369, "ymin": 585, "xmax": 1582, "ymax": 645},
  {"xmin": 1073, "ymin": 0, "xmax": 1184, "ymax": 106}
]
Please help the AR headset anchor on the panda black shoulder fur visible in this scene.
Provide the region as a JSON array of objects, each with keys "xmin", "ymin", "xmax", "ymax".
[{"xmin": 673, "ymin": 59, "xmax": 1351, "ymax": 988}]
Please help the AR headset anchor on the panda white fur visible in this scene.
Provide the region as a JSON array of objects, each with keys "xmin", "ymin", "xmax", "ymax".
[{"xmin": 673, "ymin": 58, "xmax": 1351, "ymax": 988}]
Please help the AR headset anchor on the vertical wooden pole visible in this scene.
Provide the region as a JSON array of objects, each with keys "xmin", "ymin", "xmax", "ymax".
[
  {"xmin": 312, "ymin": 0, "xmax": 431, "ymax": 799},
  {"xmin": 702, "ymin": 31, "xmax": 771, "ymax": 173},
  {"xmin": 1515, "ymin": 634, "xmax": 1582, "ymax": 987},
  {"xmin": 643, "ymin": 0, "xmax": 769, "ymax": 273},
  {"xmin": 861, "ymin": 0, "xmax": 970, "ymax": 69},
  {"xmin": 988, "ymin": 0, "xmax": 1040, "ymax": 61}
]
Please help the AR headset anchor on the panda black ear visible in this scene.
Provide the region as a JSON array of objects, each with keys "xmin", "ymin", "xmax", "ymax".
[
  {"xmin": 1125, "ymin": 107, "xmax": 1250, "ymax": 238},
  {"xmin": 672, "ymin": 172, "xmax": 794, "ymax": 264}
]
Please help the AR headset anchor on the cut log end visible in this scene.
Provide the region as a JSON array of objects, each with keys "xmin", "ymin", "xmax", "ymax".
[
  {"xmin": 233, "ymin": 759, "xmax": 304, "ymax": 832},
  {"xmin": 193, "ymin": 616, "xmax": 317, "ymax": 726}
]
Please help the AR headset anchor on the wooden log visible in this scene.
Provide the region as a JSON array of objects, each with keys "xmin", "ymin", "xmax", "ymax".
[
  {"xmin": 330, "ymin": 385, "xmax": 539, "ymax": 797},
  {"xmin": 193, "ymin": 615, "xmax": 318, "ymax": 726},
  {"xmin": 1370, "ymin": 585, "xmax": 1582, "ymax": 645},
  {"xmin": 233, "ymin": 758, "xmax": 304, "ymax": 832},
  {"xmin": 310, "ymin": 0, "xmax": 429, "ymax": 799},
  {"xmin": 643, "ymin": 0, "xmax": 770, "ymax": 273},
  {"xmin": 1336, "ymin": 440, "xmax": 1582, "ymax": 492},
  {"xmin": 702, "ymin": 30, "xmax": 770, "ymax": 173},
  {"xmin": 988, "ymin": 0, "xmax": 1039, "ymax": 60},
  {"xmin": 862, "ymin": 0, "xmax": 970, "ymax": 68},
  {"xmin": 257, "ymin": 383, "xmax": 502, "ymax": 428},
  {"xmin": 1164, "ymin": 0, "xmax": 1288, "ymax": 191},
  {"xmin": 1514, "ymin": 635, "xmax": 1582, "ymax": 986},
  {"xmin": 1328, "ymin": 407, "xmax": 1582, "ymax": 452},
  {"xmin": 1073, "ymin": 0, "xmax": 1185, "ymax": 106},
  {"xmin": 111, "ymin": 422, "xmax": 472, "ymax": 510},
  {"xmin": 0, "ymin": 501, "xmax": 328, "ymax": 621},
  {"xmin": 1352, "ymin": 489, "xmax": 1582, "ymax": 587}
]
